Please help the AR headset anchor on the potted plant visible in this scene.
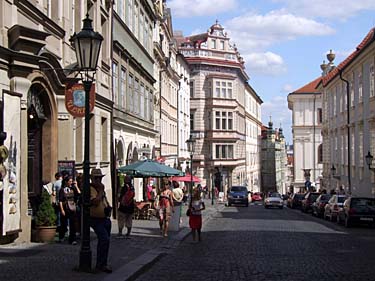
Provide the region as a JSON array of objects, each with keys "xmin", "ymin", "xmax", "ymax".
[{"xmin": 35, "ymin": 189, "xmax": 57, "ymax": 242}]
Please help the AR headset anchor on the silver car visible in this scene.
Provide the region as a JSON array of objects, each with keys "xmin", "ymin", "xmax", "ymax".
[{"xmin": 264, "ymin": 192, "xmax": 284, "ymax": 209}]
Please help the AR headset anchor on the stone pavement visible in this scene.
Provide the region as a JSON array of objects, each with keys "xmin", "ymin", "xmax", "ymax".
[{"xmin": 0, "ymin": 199, "xmax": 224, "ymax": 281}]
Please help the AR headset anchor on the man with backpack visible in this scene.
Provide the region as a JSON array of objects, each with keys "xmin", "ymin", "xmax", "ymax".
[{"xmin": 117, "ymin": 176, "xmax": 135, "ymax": 239}]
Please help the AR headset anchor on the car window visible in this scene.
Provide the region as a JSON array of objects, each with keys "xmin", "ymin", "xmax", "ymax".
[
  {"xmin": 231, "ymin": 186, "xmax": 247, "ymax": 192},
  {"xmin": 269, "ymin": 193, "xmax": 281, "ymax": 198},
  {"xmin": 352, "ymin": 198, "xmax": 375, "ymax": 207},
  {"xmin": 295, "ymin": 194, "xmax": 304, "ymax": 199}
]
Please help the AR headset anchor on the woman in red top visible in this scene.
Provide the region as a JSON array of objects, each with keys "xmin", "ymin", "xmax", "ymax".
[{"xmin": 158, "ymin": 182, "xmax": 174, "ymax": 237}]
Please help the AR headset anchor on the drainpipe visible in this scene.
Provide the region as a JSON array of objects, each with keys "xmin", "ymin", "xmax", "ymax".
[
  {"xmin": 339, "ymin": 70, "xmax": 351, "ymax": 194},
  {"xmin": 109, "ymin": 2, "xmax": 117, "ymax": 219}
]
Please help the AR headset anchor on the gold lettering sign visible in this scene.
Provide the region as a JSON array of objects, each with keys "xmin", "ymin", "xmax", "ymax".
[{"xmin": 65, "ymin": 83, "xmax": 96, "ymax": 117}]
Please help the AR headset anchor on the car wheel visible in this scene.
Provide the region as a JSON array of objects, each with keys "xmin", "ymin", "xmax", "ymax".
[
  {"xmin": 264, "ymin": 205, "xmax": 268, "ymax": 209},
  {"xmin": 345, "ymin": 216, "xmax": 351, "ymax": 228},
  {"xmin": 228, "ymin": 202, "xmax": 231, "ymax": 207}
]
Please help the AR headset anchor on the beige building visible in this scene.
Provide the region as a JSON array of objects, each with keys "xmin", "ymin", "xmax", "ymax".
[
  {"xmin": 153, "ymin": 3, "xmax": 179, "ymax": 169},
  {"xmin": 177, "ymin": 22, "xmax": 249, "ymax": 191},
  {"xmin": 0, "ymin": 1, "xmax": 113, "ymax": 243},
  {"xmin": 319, "ymin": 28, "xmax": 375, "ymax": 196},
  {"xmin": 112, "ymin": 0, "xmax": 157, "ymax": 201},
  {"xmin": 245, "ymin": 83, "xmax": 262, "ymax": 192}
]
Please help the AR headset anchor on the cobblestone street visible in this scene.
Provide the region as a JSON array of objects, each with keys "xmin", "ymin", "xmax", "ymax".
[{"xmin": 136, "ymin": 203, "xmax": 375, "ymax": 281}]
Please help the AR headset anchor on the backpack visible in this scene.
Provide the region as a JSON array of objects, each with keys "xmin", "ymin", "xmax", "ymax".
[{"xmin": 121, "ymin": 186, "xmax": 134, "ymax": 207}]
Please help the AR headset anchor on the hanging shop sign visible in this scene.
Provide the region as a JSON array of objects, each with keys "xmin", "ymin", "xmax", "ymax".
[{"xmin": 65, "ymin": 83, "xmax": 96, "ymax": 117}]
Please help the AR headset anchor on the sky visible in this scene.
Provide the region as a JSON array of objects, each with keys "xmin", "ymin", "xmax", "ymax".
[{"xmin": 169, "ymin": 0, "xmax": 375, "ymax": 144}]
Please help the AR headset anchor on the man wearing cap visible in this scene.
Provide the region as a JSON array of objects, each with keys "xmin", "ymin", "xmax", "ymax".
[{"xmin": 89, "ymin": 168, "xmax": 112, "ymax": 273}]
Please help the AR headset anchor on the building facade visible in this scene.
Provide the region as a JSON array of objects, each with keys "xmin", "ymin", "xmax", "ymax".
[
  {"xmin": 319, "ymin": 29, "xmax": 375, "ymax": 196},
  {"xmin": 245, "ymin": 83, "xmax": 262, "ymax": 192},
  {"xmin": 288, "ymin": 77, "xmax": 323, "ymax": 193},
  {"xmin": 0, "ymin": 0, "xmax": 113, "ymax": 243},
  {"xmin": 177, "ymin": 22, "xmax": 249, "ymax": 192},
  {"xmin": 112, "ymin": 0, "xmax": 157, "ymax": 201}
]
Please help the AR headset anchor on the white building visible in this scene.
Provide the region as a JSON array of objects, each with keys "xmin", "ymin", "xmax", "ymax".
[{"xmin": 288, "ymin": 77, "xmax": 323, "ymax": 192}]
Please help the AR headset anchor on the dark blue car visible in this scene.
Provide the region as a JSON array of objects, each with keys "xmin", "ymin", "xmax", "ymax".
[{"xmin": 227, "ymin": 186, "xmax": 249, "ymax": 207}]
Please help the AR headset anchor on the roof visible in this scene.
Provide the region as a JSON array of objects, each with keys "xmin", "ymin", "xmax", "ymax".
[
  {"xmin": 322, "ymin": 28, "xmax": 375, "ymax": 87},
  {"xmin": 291, "ymin": 77, "xmax": 322, "ymax": 94}
]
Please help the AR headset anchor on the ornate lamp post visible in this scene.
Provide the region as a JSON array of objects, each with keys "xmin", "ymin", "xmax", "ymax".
[
  {"xmin": 70, "ymin": 14, "xmax": 103, "ymax": 272},
  {"xmin": 186, "ymin": 135, "xmax": 196, "ymax": 204}
]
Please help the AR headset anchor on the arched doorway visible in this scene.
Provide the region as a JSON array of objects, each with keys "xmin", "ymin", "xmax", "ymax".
[{"xmin": 27, "ymin": 83, "xmax": 52, "ymax": 212}]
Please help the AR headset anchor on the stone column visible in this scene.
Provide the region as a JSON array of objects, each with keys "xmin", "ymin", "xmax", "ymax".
[{"xmin": 10, "ymin": 77, "xmax": 31, "ymax": 243}]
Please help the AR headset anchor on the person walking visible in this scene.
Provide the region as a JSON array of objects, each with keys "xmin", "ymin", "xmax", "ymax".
[
  {"xmin": 89, "ymin": 168, "xmax": 112, "ymax": 273},
  {"xmin": 58, "ymin": 176, "xmax": 80, "ymax": 245},
  {"xmin": 117, "ymin": 176, "xmax": 135, "ymax": 239},
  {"xmin": 158, "ymin": 182, "xmax": 174, "ymax": 237},
  {"xmin": 189, "ymin": 188, "xmax": 205, "ymax": 242},
  {"xmin": 52, "ymin": 172, "xmax": 62, "ymax": 233}
]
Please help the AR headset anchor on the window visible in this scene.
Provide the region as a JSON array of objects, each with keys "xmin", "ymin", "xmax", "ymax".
[
  {"xmin": 120, "ymin": 68, "xmax": 126, "ymax": 109},
  {"xmin": 190, "ymin": 112, "xmax": 194, "ymax": 131},
  {"xmin": 134, "ymin": 1, "xmax": 139, "ymax": 38},
  {"xmin": 317, "ymin": 108, "xmax": 322, "ymax": 124},
  {"xmin": 117, "ymin": 0, "xmax": 124, "ymax": 19},
  {"xmin": 140, "ymin": 83, "xmax": 145, "ymax": 118},
  {"xmin": 358, "ymin": 70, "xmax": 363, "ymax": 102},
  {"xmin": 370, "ymin": 64, "xmax": 375, "ymax": 97},
  {"xmin": 134, "ymin": 79, "xmax": 139, "ymax": 114},
  {"xmin": 190, "ymin": 81, "xmax": 194, "ymax": 97},
  {"xmin": 215, "ymin": 111, "xmax": 234, "ymax": 130},
  {"xmin": 214, "ymin": 80, "xmax": 233, "ymax": 98},
  {"xmin": 126, "ymin": 0, "xmax": 133, "ymax": 31},
  {"xmin": 215, "ymin": 144, "xmax": 234, "ymax": 159},
  {"xmin": 220, "ymin": 40, "xmax": 224, "ymax": 50},
  {"xmin": 318, "ymin": 144, "xmax": 323, "ymax": 163},
  {"xmin": 350, "ymin": 73, "xmax": 354, "ymax": 107},
  {"xmin": 211, "ymin": 39, "xmax": 216, "ymax": 49},
  {"xmin": 128, "ymin": 74, "xmax": 134, "ymax": 112},
  {"xmin": 101, "ymin": 117, "xmax": 108, "ymax": 161},
  {"xmin": 112, "ymin": 62, "xmax": 118, "ymax": 105}
]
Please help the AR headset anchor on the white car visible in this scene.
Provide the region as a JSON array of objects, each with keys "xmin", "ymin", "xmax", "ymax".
[{"xmin": 264, "ymin": 192, "xmax": 284, "ymax": 209}]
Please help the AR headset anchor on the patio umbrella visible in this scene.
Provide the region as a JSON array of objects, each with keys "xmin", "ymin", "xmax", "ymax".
[
  {"xmin": 171, "ymin": 174, "xmax": 201, "ymax": 183},
  {"xmin": 118, "ymin": 159, "xmax": 184, "ymax": 177}
]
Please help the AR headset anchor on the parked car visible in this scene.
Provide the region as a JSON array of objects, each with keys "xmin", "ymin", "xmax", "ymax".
[
  {"xmin": 337, "ymin": 197, "xmax": 375, "ymax": 227},
  {"xmin": 324, "ymin": 194, "xmax": 347, "ymax": 221},
  {"xmin": 227, "ymin": 186, "xmax": 249, "ymax": 207},
  {"xmin": 251, "ymin": 192, "xmax": 263, "ymax": 202},
  {"xmin": 287, "ymin": 193, "xmax": 305, "ymax": 209},
  {"xmin": 264, "ymin": 192, "xmax": 283, "ymax": 209},
  {"xmin": 312, "ymin": 194, "xmax": 332, "ymax": 217},
  {"xmin": 301, "ymin": 192, "xmax": 321, "ymax": 213}
]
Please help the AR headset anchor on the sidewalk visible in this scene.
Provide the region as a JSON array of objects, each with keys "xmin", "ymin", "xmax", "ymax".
[{"xmin": 0, "ymin": 199, "xmax": 224, "ymax": 281}]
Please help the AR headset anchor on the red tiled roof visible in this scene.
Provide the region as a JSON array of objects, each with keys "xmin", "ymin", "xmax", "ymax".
[
  {"xmin": 323, "ymin": 28, "xmax": 375, "ymax": 87},
  {"xmin": 292, "ymin": 77, "xmax": 322, "ymax": 94}
]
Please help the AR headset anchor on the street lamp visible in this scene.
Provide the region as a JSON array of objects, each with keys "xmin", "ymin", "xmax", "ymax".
[
  {"xmin": 70, "ymin": 14, "xmax": 103, "ymax": 272},
  {"xmin": 186, "ymin": 135, "xmax": 196, "ymax": 204}
]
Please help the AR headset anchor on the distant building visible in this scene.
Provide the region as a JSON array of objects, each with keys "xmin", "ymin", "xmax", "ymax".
[
  {"xmin": 261, "ymin": 121, "xmax": 287, "ymax": 194},
  {"xmin": 176, "ymin": 21, "xmax": 255, "ymax": 191}
]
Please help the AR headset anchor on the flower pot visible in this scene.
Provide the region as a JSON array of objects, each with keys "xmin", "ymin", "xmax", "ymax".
[{"xmin": 36, "ymin": 226, "xmax": 57, "ymax": 243}]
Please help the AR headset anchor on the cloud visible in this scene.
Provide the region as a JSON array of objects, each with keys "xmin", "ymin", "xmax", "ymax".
[
  {"xmin": 243, "ymin": 52, "xmax": 287, "ymax": 76},
  {"xmin": 168, "ymin": 0, "xmax": 237, "ymax": 18},
  {"xmin": 281, "ymin": 84, "xmax": 294, "ymax": 93},
  {"xmin": 272, "ymin": 0, "xmax": 375, "ymax": 20},
  {"xmin": 262, "ymin": 96, "xmax": 293, "ymax": 143},
  {"xmin": 225, "ymin": 10, "xmax": 335, "ymax": 51}
]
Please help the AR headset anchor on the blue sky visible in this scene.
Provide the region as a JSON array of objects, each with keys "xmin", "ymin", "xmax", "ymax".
[{"xmin": 169, "ymin": 0, "xmax": 375, "ymax": 144}]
